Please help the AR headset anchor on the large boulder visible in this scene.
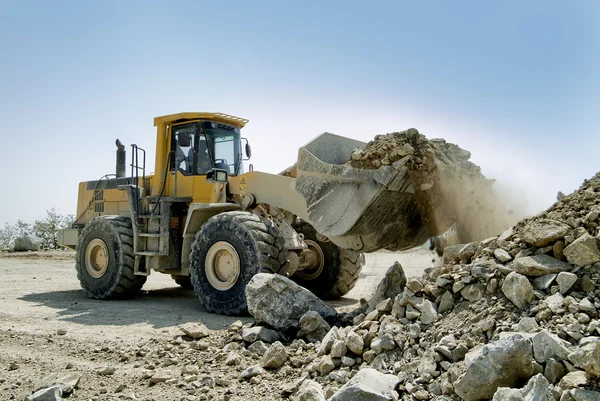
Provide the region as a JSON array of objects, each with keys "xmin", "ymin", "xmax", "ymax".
[
  {"xmin": 509, "ymin": 254, "xmax": 572, "ymax": 277},
  {"xmin": 366, "ymin": 262, "xmax": 407, "ymax": 312},
  {"xmin": 13, "ymin": 235, "xmax": 41, "ymax": 251},
  {"xmin": 454, "ymin": 334, "xmax": 535, "ymax": 401},
  {"xmin": 329, "ymin": 368, "xmax": 399, "ymax": 401},
  {"xmin": 563, "ymin": 233, "xmax": 600, "ymax": 267},
  {"xmin": 246, "ymin": 273, "xmax": 337, "ymax": 331},
  {"xmin": 492, "ymin": 374, "xmax": 553, "ymax": 401},
  {"xmin": 519, "ymin": 219, "xmax": 571, "ymax": 247}
]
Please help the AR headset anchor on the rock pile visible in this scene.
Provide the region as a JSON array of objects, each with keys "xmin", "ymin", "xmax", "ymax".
[
  {"xmin": 242, "ymin": 171, "xmax": 600, "ymax": 400},
  {"xmin": 349, "ymin": 128, "xmax": 520, "ymax": 249}
]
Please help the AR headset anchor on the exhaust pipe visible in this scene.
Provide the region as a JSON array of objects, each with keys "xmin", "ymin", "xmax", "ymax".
[{"xmin": 115, "ymin": 139, "xmax": 126, "ymax": 178}]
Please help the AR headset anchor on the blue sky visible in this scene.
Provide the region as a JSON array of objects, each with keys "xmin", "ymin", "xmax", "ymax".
[{"xmin": 0, "ymin": 1, "xmax": 598, "ymax": 225}]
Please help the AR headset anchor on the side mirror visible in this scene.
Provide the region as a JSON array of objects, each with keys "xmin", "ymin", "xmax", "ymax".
[
  {"xmin": 206, "ymin": 168, "xmax": 229, "ymax": 184},
  {"xmin": 242, "ymin": 138, "xmax": 252, "ymax": 160}
]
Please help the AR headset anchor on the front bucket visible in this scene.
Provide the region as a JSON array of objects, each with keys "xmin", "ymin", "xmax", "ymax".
[{"xmin": 294, "ymin": 133, "xmax": 445, "ymax": 252}]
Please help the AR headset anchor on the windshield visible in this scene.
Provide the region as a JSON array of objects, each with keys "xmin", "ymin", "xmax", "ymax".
[
  {"xmin": 172, "ymin": 121, "xmax": 244, "ymax": 176},
  {"xmin": 203, "ymin": 122, "xmax": 243, "ymax": 175}
]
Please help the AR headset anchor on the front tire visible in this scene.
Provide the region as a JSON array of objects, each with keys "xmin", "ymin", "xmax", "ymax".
[
  {"xmin": 75, "ymin": 216, "xmax": 147, "ymax": 299},
  {"xmin": 291, "ymin": 220, "xmax": 364, "ymax": 299},
  {"xmin": 189, "ymin": 211, "xmax": 285, "ymax": 315}
]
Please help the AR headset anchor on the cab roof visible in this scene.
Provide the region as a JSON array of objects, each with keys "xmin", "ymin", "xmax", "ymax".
[{"xmin": 153, "ymin": 112, "xmax": 249, "ymax": 128}]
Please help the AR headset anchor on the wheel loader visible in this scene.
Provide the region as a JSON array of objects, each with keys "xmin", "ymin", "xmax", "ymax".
[{"xmin": 58, "ymin": 112, "xmax": 456, "ymax": 315}]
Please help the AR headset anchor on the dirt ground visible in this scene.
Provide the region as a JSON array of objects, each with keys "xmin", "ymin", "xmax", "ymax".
[{"xmin": 0, "ymin": 247, "xmax": 437, "ymax": 400}]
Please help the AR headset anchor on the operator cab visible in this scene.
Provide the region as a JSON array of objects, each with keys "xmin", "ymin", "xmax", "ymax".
[{"xmin": 171, "ymin": 119, "xmax": 249, "ymax": 177}]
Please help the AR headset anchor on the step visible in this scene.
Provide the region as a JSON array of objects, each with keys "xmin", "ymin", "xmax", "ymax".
[
  {"xmin": 138, "ymin": 233, "xmax": 162, "ymax": 238},
  {"xmin": 136, "ymin": 251, "xmax": 166, "ymax": 256}
]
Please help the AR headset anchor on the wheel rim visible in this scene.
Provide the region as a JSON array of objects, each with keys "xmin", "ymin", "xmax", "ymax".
[
  {"xmin": 205, "ymin": 241, "xmax": 241, "ymax": 291},
  {"xmin": 85, "ymin": 238, "xmax": 110, "ymax": 278},
  {"xmin": 296, "ymin": 239, "xmax": 325, "ymax": 280}
]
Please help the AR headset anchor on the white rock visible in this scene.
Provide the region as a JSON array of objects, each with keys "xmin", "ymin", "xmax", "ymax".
[
  {"xmin": 563, "ymin": 233, "xmax": 600, "ymax": 267},
  {"xmin": 557, "ymin": 272, "xmax": 578, "ymax": 294},
  {"xmin": 546, "ymin": 292, "xmax": 565, "ymax": 313},
  {"xmin": 494, "ymin": 249, "xmax": 513, "ymax": 263}
]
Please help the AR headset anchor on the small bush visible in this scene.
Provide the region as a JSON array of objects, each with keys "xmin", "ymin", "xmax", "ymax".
[{"xmin": 0, "ymin": 208, "xmax": 74, "ymax": 250}]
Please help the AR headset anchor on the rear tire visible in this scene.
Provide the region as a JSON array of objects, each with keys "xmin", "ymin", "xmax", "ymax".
[
  {"xmin": 189, "ymin": 211, "xmax": 285, "ymax": 315},
  {"xmin": 75, "ymin": 216, "xmax": 147, "ymax": 299},
  {"xmin": 291, "ymin": 220, "xmax": 364, "ymax": 299}
]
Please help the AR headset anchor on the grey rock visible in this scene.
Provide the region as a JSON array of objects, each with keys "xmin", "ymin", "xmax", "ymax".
[
  {"xmin": 494, "ymin": 249, "xmax": 513, "ymax": 263},
  {"xmin": 297, "ymin": 311, "xmax": 331, "ymax": 343},
  {"xmin": 454, "ymin": 334, "xmax": 535, "ymax": 401},
  {"xmin": 516, "ymin": 317, "xmax": 540, "ymax": 332},
  {"xmin": 317, "ymin": 327, "xmax": 340, "ymax": 356},
  {"xmin": 345, "ymin": 331, "xmax": 364, "ymax": 355},
  {"xmin": 533, "ymin": 274, "xmax": 557, "ymax": 290},
  {"xmin": 406, "ymin": 278, "xmax": 424, "ymax": 293},
  {"xmin": 150, "ymin": 369, "xmax": 172, "ymax": 383},
  {"xmin": 544, "ymin": 358, "xmax": 566, "ymax": 384},
  {"xmin": 34, "ymin": 372, "xmax": 82, "ymax": 394},
  {"xmin": 557, "ymin": 272, "xmax": 578, "ymax": 294},
  {"xmin": 520, "ymin": 219, "xmax": 571, "ymax": 247},
  {"xmin": 460, "ymin": 242, "xmax": 479, "ymax": 263},
  {"xmin": 241, "ymin": 326, "xmax": 280, "ymax": 343},
  {"xmin": 225, "ymin": 351, "xmax": 242, "ymax": 366},
  {"xmin": 581, "ymin": 275, "xmax": 596, "ymax": 292},
  {"xmin": 246, "ymin": 273, "xmax": 337, "ymax": 330},
  {"xmin": 331, "ymin": 340, "xmax": 347, "ymax": 358},
  {"xmin": 239, "ymin": 366, "xmax": 265, "ymax": 380},
  {"xmin": 438, "ymin": 291, "xmax": 454, "ymax": 314},
  {"xmin": 26, "ymin": 385, "xmax": 62, "ymax": 401},
  {"xmin": 532, "ymin": 330, "xmax": 572, "ymax": 363},
  {"xmin": 502, "ymin": 272, "xmax": 534, "ymax": 308},
  {"xmin": 510, "ymin": 254, "xmax": 573, "ymax": 276},
  {"xmin": 569, "ymin": 389, "xmax": 600, "ymax": 401},
  {"xmin": 579, "ymin": 298, "xmax": 595, "ymax": 312},
  {"xmin": 318, "ymin": 356, "xmax": 335, "ymax": 376},
  {"xmin": 564, "ymin": 233, "xmax": 600, "ymax": 267},
  {"xmin": 329, "ymin": 368, "xmax": 399, "ymax": 401},
  {"xmin": 367, "ymin": 262, "xmax": 407, "ymax": 312},
  {"xmin": 179, "ymin": 323, "xmax": 210, "ymax": 339},
  {"xmin": 260, "ymin": 341, "xmax": 287, "ymax": 369},
  {"xmin": 371, "ymin": 333, "xmax": 396, "ymax": 354},
  {"xmin": 443, "ymin": 244, "xmax": 464, "ymax": 264},
  {"xmin": 568, "ymin": 337, "xmax": 600, "ymax": 376},
  {"xmin": 13, "ymin": 235, "xmax": 41, "ymax": 252},
  {"xmin": 546, "ymin": 292, "xmax": 565, "ymax": 313},
  {"xmin": 247, "ymin": 340, "xmax": 269, "ymax": 356},
  {"xmin": 416, "ymin": 299, "xmax": 438, "ymax": 324},
  {"xmin": 376, "ymin": 298, "xmax": 393, "ymax": 313},
  {"xmin": 296, "ymin": 379, "xmax": 326, "ymax": 401},
  {"xmin": 461, "ymin": 283, "xmax": 484, "ymax": 302},
  {"xmin": 558, "ymin": 371, "xmax": 590, "ymax": 392},
  {"xmin": 492, "ymin": 374, "xmax": 553, "ymax": 401}
]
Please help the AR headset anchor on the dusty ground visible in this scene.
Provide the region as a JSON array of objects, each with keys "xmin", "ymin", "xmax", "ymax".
[{"xmin": 0, "ymin": 246, "xmax": 437, "ymax": 400}]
